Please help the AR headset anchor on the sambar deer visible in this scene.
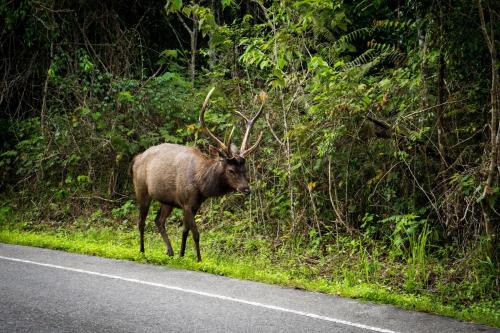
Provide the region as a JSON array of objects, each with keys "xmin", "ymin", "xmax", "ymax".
[{"xmin": 130, "ymin": 87, "xmax": 265, "ymax": 261}]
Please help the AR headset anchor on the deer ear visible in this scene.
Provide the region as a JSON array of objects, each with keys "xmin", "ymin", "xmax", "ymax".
[
  {"xmin": 208, "ymin": 145, "xmax": 220, "ymax": 157},
  {"xmin": 229, "ymin": 143, "xmax": 240, "ymax": 157},
  {"xmin": 209, "ymin": 145, "xmax": 228, "ymax": 159}
]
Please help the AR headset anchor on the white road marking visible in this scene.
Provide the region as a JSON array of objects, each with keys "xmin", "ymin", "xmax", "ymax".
[{"xmin": 0, "ymin": 255, "xmax": 400, "ymax": 333}]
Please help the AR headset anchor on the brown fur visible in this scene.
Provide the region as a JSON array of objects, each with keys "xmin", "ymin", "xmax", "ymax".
[{"xmin": 131, "ymin": 143, "xmax": 250, "ymax": 261}]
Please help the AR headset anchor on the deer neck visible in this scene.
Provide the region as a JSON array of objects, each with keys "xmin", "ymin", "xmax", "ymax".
[{"xmin": 196, "ymin": 160, "xmax": 232, "ymax": 197}]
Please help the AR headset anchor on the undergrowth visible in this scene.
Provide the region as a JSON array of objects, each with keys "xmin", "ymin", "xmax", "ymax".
[{"xmin": 0, "ymin": 206, "xmax": 498, "ymax": 328}]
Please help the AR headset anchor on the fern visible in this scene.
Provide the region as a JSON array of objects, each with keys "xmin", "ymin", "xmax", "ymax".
[
  {"xmin": 309, "ymin": 10, "xmax": 412, "ymax": 71},
  {"xmin": 335, "ymin": 27, "xmax": 372, "ymax": 47},
  {"xmin": 366, "ymin": 42, "xmax": 406, "ymax": 65},
  {"xmin": 373, "ymin": 19, "xmax": 412, "ymax": 30},
  {"xmin": 343, "ymin": 43, "xmax": 405, "ymax": 70},
  {"xmin": 321, "ymin": 19, "xmax": 411, "ymax": 71},
  {"xmin": 345, "ymin": 48, "xmax": 379, "ymax": 68}
]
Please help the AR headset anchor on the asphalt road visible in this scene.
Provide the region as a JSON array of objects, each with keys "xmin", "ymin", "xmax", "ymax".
[{"xmin": 0, "ymin": 244, "xmax": 497, "ymax": 333}]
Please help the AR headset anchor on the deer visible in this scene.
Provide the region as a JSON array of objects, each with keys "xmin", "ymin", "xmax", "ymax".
[{"xmin": 129, "ymin": 87, "xmax": 265, "ymax": 262}]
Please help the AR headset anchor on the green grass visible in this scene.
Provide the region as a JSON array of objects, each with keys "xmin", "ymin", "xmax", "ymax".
[{"xmin": 0, "ymin": 226, "xmax": 498, "ymax": 328}]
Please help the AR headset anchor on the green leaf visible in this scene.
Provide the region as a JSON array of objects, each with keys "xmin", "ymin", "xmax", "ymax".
[
  {"xmin": 79, "ymin": 107, "xmax": 91, "ymax": 115},
  {"xmin": 77, "ymin": 175, "xmax": 90, "ymax": 183},
  {"xmin": 117, "ymin": 91, "xmax": 134, "ymax": 103},
  {"xmin": 1, "ymin": 150, "xmax": 17, "ymax": 158},
  {"xmin": 221, "ymin": 0, "xmax": 232, "ymax": 8},
  {"xmin": 165, "ymin": 0, "xmax": 182, "ymax": 13},
  {"xmin": 277, "ymin": 57, "xmax": 288, "ymax": 69},
  {"xmin": 161, "ymin": 49, "xmax": 178, "ymax": 59},
  {"xmin": 361, "ymin": 95, "xmax": 371, "ymax": 108},
  {"xmin": 47, "ymin": 67, "xmax": 55, "ymax": 79},
  {"xmin": 91, "ymin": 112, "xmax": 101, "ymax": 121}
]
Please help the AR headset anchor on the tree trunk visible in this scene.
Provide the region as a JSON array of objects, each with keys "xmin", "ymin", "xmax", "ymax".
[
  {"xmin": 41, "ymin": 42, "xmax": 54, "ymax": 136},
  {"xmin": 436, "ymin": 50, "xmax": 448, "ymax": 167},
  {"xmin": 436, "ymin": 3, "xmax": 448, "ymax": 167},
  {"xmin": 189, "ymin": 14, "xmax": 197, "ymax": 84},
  {"xmin": 476, "ymin": 0, "xmax": 499, "ymax": 254},
  {"xmin": 176, "ymin": 12, "xmax": 197, "ymax": 84}
]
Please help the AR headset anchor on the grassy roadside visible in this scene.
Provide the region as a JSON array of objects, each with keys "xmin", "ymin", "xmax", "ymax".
[{"xmin": 0, "ymin": 226, "xmax": 498, "ymax": 328}]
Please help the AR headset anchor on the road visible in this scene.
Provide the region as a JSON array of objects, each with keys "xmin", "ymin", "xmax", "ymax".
[{"xmin": 0, "ymin": 244, "xmax": 496, "ymax": 333}]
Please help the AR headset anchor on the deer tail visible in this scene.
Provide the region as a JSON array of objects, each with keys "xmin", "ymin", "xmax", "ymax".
[{"xmin": 129, "ymin": 156, "xmax": 136, "ymax": 178}]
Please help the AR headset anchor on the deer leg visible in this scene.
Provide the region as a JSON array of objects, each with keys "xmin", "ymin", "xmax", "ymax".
[
  {"xmin": 179, "ymin": 226, "xmax": 189, "ymax": 257},
  {"xmin": 190, "ymin": 222, "xmax": 201, "ymax": 262},
  {"xmin": 179, "ymin": 208, "xmax": 193, "ymax": 258},
  {"xmin": 138, "ymin": 200, "xmax": 150, "ymax": 253},
  {"xmin": 190, "ymin": 207, "xmax": 201, "ymax": 262},
  {"xmin": 155, "ymin": 204, "xmax": 174, "ymax": 256}
]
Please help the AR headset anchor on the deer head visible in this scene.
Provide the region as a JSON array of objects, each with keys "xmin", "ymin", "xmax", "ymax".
[{"xmin": 199, "ymin": 87, "xmax": 265, "ymax": 194}]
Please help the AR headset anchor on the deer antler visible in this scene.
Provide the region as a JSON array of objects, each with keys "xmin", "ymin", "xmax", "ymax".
[
  {"xmin": 237, "ymin": 93, "xmax": 266, "ymax": 157},
  {"xmin": 241, "ymin": 132, "xmax": 263, "ymax": 157},
  {"xmin": 199, "ymin": 87, "xmax": 229, "ymax": 154},
  {"xmin": 201, "ymin": 88, "xmax": 266, "ymax": 158}
]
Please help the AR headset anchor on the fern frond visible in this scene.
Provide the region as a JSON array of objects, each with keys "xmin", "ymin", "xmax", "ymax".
[
  {"xmin": 380, "ymin": 49, "xmax": 406, "ymax": 66},
  {"xmin": 317, "ymin": 42, "xmax": 340, "ymax": 64},
  {"xmin": 373, "ymin": 19, "xmax": 412, "ymax": 31},
  {"xmin": 335, "ymin": 27, "xmax": 373, "ymax": 47},
  {"xmin": 345, "ymin": 48, "xmax": 379, "ymax": 68},
  {"xmin": 344, "ymin": 46, "xmax": 405, "ymax": 71},
  {"xmin": 318, "ymin": 19, "xmax": 410, "ymax": 70},
  {"xmin": 367, "ymin": 41, "xmax": 392, "ymax": 52}
]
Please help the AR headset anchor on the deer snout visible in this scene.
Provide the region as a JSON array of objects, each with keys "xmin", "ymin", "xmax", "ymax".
[{"xmin": 239, "ymin": 186, "xmax": 251, "ymax": 195}]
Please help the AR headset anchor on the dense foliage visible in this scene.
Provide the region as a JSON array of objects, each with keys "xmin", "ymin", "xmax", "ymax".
[{"xmin": 1, "ymin": 0, "xmax": 498, "ymax": 319}]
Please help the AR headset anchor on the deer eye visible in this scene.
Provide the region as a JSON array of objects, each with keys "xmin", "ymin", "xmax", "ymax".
[{"xmin": 228, "ymin": 169, "xmax": 236, "ymax": 175}]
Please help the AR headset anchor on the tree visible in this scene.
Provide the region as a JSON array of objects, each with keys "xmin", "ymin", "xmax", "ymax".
[
  {"xmin": 165, "ymin": 0, "xmax": 215, "ymax": 83},
  {"xmin": 476, "ymin": 0, "xmax": 499, "ymax": 253}
]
